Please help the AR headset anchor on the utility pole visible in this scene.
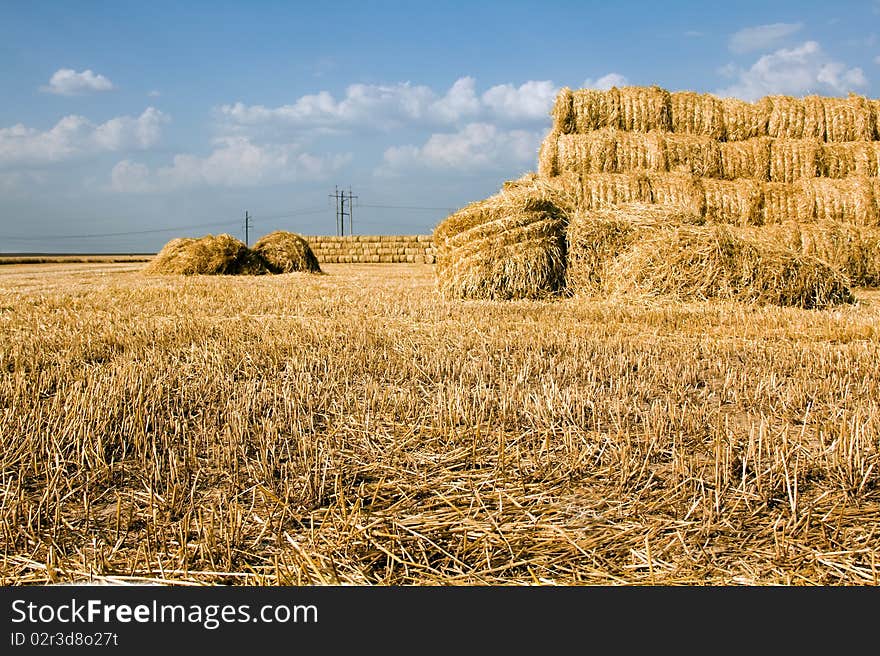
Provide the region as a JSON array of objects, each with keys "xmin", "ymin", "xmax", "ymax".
[
  {"xmin": 329, "ymin": 186, "xmax": 358, "ymax": 236},
  {"xmin": 244, "ymin": 210, "xmax": 253, "ymax": 246}
]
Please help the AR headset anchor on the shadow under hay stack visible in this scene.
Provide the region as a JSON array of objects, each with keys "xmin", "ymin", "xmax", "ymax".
[{"xmin": 434, "ymin": 83, "xmax": 880, "ymax": 306}]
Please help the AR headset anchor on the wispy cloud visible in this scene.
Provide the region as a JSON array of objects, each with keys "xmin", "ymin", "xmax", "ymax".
[
  {"xmin": 111, "ymin": 137, "xmax": 350, "ymax": 192},
  {"xmin": 379, "ymin": 123, "xmax": 541, "ymax": 176},
  {"xmin": 217, "ymin": 77, "xmax": 558, "ymax": 133},
  {"xmin": 716, "ymin": 41, "xmax": 867, "ymax": 100},
  {"xmin": 729, "ymin": 22, "xmax": 803, "ymax": 54},
  {"xmin": 41, "ymin": 68, "xmax": 114, "ymax": 95},
  {"xmin": 0, "ymin": 108, "xmax": 168, "ymax": 166}
]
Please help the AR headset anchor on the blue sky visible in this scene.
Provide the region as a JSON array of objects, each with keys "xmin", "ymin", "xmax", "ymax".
[{"xmin": 1, "ymin": 0, "xmax": 878, "ymax": 252}]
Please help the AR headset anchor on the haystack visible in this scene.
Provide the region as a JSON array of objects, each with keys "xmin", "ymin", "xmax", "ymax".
[
  {"xmin": 565, "ymin": 203, "xmax": 703, "ymax": 294},
  {"xmin": 433, "ymin": 178, "xmax": 571, "ymax": 299},
  {"xmin": 252, "ymin": 231, "xmax": 321, "ymax": 273},
  {"xmin": 604, "ymin": 225, "xmax": 854, "ymax": 308},
  {"xmin": 145, "ymin": 233, "xmax": 269, "ymax": 275}
]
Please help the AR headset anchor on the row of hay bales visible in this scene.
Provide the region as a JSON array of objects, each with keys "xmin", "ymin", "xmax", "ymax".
[
  {"xmin": 549, "ymin": 86, "xmax": 879, "ymax": 142},
  {"xmin": 145, "ymin": 231, "xmax": 321, "ymax": 275},
  {"xmin": 562, "ymin": 171, "xmax": 880, "ymax": 226},
  {"xmin": 541, "ymin": 129, "xmax": 880, "ymax": 181},
  {"xmin": 434, "ymin": 174, "xmax": 877, "ymax": 307}
]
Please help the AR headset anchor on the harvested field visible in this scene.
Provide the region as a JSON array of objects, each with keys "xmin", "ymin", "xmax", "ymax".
[{"xmin": 2, "ymin": 262, "xmax": 879, "ymax": 585}]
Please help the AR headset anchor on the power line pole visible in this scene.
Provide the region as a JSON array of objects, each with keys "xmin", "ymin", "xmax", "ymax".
[
  {"xmin": 244, "ymin": 210, "xmax": 253, "ymax": 246},
  {"xmin": 328, "ymin": 186, "xmax": 358, "ymax": 236}
]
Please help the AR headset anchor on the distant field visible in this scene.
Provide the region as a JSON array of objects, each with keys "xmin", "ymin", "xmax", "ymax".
[
  {"xmin": 0, "ymin": 254, "xmax": 154, "ymax": 265},
  {"xmin": 1, "ymin": 262, "xmax": 878, "ymax": 585}
]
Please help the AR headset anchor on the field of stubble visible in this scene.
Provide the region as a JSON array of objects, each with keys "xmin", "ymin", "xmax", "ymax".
[{"xmin": 1, "ymin": 261, "xmax": 878, "ymax": 585}]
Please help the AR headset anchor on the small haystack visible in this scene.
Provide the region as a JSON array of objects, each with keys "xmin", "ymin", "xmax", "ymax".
[
  {"xmin": 433, "ymin": 178, "xmax": 570, "ymax": 300},
  {"xmin": 604, "ymin": 225, "xmax": 854, "ymax": 308},
  {"xmin": 252, "ymin": 230, "xmax": 322, "ymax": 273},
  {"xmin": 145, "ymin": 233, "xmax": 269, "ymax": 275}
]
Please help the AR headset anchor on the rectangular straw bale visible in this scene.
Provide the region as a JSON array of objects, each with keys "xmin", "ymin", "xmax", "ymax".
[
  {"xmin": 820, "ymin": 142, "xmax": 872, "ymax": 179},
  {"xmin": 614, "ymin": 130, "xmax": 666, "ymax": 172},
  {"xmin": 857, "ymin": 143, "xmax": 880, "ymax": 177},
  {"xmin": 580, "ymin": 173, "xmax": 651, "ymax": 209},
  {"xmin": 823, "ymin": 95, "xmax": 876, "ymax": 142},
  {"xmin": 802, "ymin": 95, "xmax": 827, "ymax": 140},
  {"xmin": 670, "ymin": 91, "xmax": 725, "ymax": 138},
  {"xmin": 769, "ymin": 139, "xmax": 822, "ymax": 183},
  {"xmin": 805, "ymin": 177, "xmax": 879, "ymax": 226},
  {"xmin": 702, "ymin": 178, "xmax": 764, "ymax": 226},
  {"xmin": 556, "ymin": 129, "xmax": 618, "ymax": 175},
  {"xmin": 762, "ymin": 181, "xmax": 813, "ymax": 224},
  {"xmin": 719, "ymin": 138, "xmax": 771, "ymax": 181},
  {"xmin": 647, "ymin": 172, "xmax": 706, "ymax": 216},
  {"xmin": 721, "ymin": 96, "xmax": 772, "ymax": 141},
  {"xmin": 663, "ymin": 133, "xmax": 722, "ymax": 177},
  {"xmin": 572, "ymin": 87, "xmax": 621, "ymax": 132},
  {"xmin": 537, "ymin": 129, "xmax": 561, "ymax": 177},
  {"xmin": 617, "ymin": 85, "xmax": 672, "ymax": 132},
  {"xmin": 551, "ymin": 87, "xmax": 575, "ymax": 134},
  {"xmin": 768, "ymin": 96, "xmax": 806, "ymax": 139}
]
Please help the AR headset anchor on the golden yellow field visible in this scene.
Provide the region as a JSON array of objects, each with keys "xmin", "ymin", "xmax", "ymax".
[{"xmin": 1, "ymin": 262, "xmax": 879, "ymax": 585}]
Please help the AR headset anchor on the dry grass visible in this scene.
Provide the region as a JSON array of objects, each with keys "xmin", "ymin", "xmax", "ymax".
[
  {"xmin": 1, "ymin": 262, "xmax": 879, "ymax": 585},
  {"xmin": 252, "ymin": 231, "xmax": 321, "ymax": 274},
  {"xmin": 605, "ymin": 225, "xmax": 855, "ymax": 308},
  {"xmin": 146, "ymin": 234, "xmax": 270, "ymax": 276}
]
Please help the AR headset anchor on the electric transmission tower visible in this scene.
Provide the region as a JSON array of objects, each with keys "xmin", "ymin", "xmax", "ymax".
[{"xmin": 329, "ymin": 186, "xmax": 358, "ymax": 236}]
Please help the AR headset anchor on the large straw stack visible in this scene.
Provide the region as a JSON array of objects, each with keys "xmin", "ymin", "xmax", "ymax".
[{"xmin": 436, "ymin": 84, "xmax": 880, "ymax": 304}]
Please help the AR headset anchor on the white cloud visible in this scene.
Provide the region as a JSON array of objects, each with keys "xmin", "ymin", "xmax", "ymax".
[
  {"xmin": 875, "ymin": 55, "xmax": 880, "ymax": 65},
  {"xmin": 111, "ymin": 137, "xmax": 350, "ymax": 192},
  {"xmin": 582, "ymin": 73, "xmax": 629, "ymax": 90},
  {"xmin": 481, "ymin": 80, "xmax": 558, "ymax": 121},
  {"xmin": 41, "ymin": 68, "xmax": 114, "ymax": 95},
  {"xmin": 729, "ymin": 22, "xmax": 803, "ymax": 54},
  {"xmin": 148, "ymin": 90, "xmax": 161, "ymax": 98},
  {"xmin": 715, "ymin": 41, "xmax": 868, "ymax": 100},
  {"xmin": 379, "ymin": 123, "xmax": 541, "ymax": 175},
  {"xmin": 218, "ymin": 76, "xmax": 558, "ymax": 132},
  {"xmin": 684, "ymin": 31, "xmax": 704, "ymax": 38},
  {"xmin": 0, "ymin": 108, "xmax": 168, "ymax": 166}
]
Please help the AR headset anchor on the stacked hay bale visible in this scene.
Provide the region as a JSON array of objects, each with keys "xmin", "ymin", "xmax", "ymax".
[
  {"xmin": 434, "ymin": 84, "xmax": 880, "ymax": 304},
  {"xmin": 146, "ymin": 231, "xmax": 320, "ymax": 276}
]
